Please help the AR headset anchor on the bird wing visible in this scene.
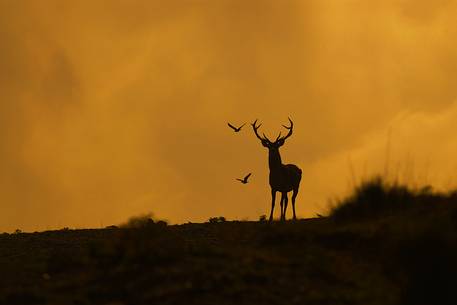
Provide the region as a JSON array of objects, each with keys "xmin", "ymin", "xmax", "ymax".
[
  {"xmin": 244, "ymin": 173, "xmax": 252, "ymax": 180},
  {"xmin": 227, "ymin": 123, "xmax": 237, "ymax": 131},
  {"xmin": 238, "ymin": 123, "xmax": 246, "ymax": 130},
  {"xmin": 236, "ymin": 178, "xmax": 244, "ymax": 182}
]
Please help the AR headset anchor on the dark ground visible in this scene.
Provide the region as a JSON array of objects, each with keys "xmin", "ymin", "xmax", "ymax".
[{"xmin": 1, "ymin": 181, "xmax": 457, "ymax": 305}]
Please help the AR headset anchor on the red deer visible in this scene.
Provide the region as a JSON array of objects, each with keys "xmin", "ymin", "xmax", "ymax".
[{"xmin": 252, "ymin": 118, "xmax": 302, "ymax": 221}]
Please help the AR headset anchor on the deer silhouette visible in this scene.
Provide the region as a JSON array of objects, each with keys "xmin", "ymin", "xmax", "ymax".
[{"xmin": 252, "ymin": 118, "xmax": 302, "ymax": 221}]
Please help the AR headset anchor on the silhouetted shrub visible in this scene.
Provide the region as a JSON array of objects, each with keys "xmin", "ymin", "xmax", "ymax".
[
  {"xmin": 13, "ymin": 229, "xmax": 22, "ymax": 234},
  {"xmin": 121, "ymin": 213, "xmax": 155, "ymax": 228},
  {"xmin": 330, "ymin": 176, "xmax": 450, "ymax": 221},
  {"xmin": 155, "ymin": 220, "xmax": 168, "ymax": 227},
  {"xmin": 259, "ymin": 215, "xmax": 267, "ymax": 222},
  {"xmin": 208, "ymin": 216, "xmax": 226, "ymax": 223}
]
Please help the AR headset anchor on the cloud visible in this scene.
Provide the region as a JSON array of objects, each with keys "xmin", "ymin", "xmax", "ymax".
[
  {"xmin": 1, "ymin": 0, "xmax": 457, "ymax": 231},
  {"xmin": 303, "ymin": 100, "xmax": 457, "ymax": 214}
]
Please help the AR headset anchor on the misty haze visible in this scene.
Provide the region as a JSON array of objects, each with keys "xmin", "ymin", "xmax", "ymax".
[{"xmin": 2, "ymin": 0, "xmax": 457, "ymax": 232}]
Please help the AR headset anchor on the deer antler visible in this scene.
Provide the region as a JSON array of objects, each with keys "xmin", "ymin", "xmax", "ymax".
[
  {"xmin": 275, "ymin": 132, "xmax": 282, "ymax": 142},
  {"xmin": 263, "ymin": 133, "xmax": 273, "ymax": 143},
  {"xmin": 252, "ymin": 119, "xmax": 270, "ymax": 142},
  {"xmin": 280, "ymin": 117, "xmax": 294, "ymax": 141}
]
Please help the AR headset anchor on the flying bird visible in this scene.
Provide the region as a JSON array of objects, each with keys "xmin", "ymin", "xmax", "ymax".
[
  {"xmin": 236, "ymin": 173, "xmax": 252, "ymax": 184},
  {"xmin": 227, "ymin": 122, "xmax": 246, "ymax": 132}
]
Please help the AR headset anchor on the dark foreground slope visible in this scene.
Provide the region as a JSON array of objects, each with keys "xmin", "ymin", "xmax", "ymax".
[{"xmin": 1, "ymin": 200, "xmax": 457, "ymax": 305}]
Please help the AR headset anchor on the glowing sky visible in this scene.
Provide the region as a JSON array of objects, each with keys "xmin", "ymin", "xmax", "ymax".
[{"xmin": 1, "ymin": 0, "xmax": 457, "ymax": 232}]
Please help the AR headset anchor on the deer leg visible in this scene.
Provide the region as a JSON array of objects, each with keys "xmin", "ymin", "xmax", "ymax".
[
  {"xmin": 283, "ymin": 193, "xmax": 289, "ymax": 221},
  {"xmin": 279, "ymin": 194, "xmax": 284, "ymax": 221},
  {"xmin": 269, "ymin": 189, "xmax": 276, "ymax": 222},
  {"xmin": 291, "ymin": 188, "xmax": 298, "ymax": 220},
  {"xmin": 279, "ymin": 193, "xmax": 286, "ymax": 221}
]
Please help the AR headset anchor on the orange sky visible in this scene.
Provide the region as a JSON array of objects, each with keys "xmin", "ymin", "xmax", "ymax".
[{"xmin": 1, "ymin": 0, "xmax": 457, "ymax": 232}]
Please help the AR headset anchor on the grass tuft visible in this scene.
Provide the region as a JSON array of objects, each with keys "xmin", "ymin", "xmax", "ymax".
[{"xmin": 330, "ymin": 175, "xmax": 454, "ymax": 221}]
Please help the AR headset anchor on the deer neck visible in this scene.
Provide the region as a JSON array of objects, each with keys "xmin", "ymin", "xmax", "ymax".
[{"xmin": 268, "ymin": 148, "xmax": 283, "ymax": 171}]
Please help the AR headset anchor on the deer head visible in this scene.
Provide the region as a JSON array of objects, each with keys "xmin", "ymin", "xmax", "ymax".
[{"xmin": 251, "ymin": 118, "xmax": 294, "ymax": 149}]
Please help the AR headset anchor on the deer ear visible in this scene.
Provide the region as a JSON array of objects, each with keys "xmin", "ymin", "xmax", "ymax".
[
  {"xmin": 276, "ymin": 139, "xmax": 285, "ymax": 146},
  {"xmin": 261, "ymin": 140, "xmax": 269, "ymax": 147}
]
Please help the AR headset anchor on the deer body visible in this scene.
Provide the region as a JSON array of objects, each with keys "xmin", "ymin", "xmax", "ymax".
[{"xmin": 252, "ymin": 118, "xmax": 302, "ymax": 221}]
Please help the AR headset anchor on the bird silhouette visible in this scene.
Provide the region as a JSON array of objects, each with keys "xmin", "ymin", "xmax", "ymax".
[
  {"xmin": 236, "ymin": 173, "xmax": 252, "ymax": 184},
  {"xmin": 227, "ymin": 122, "xmax": 246, "ymax": 132}
]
